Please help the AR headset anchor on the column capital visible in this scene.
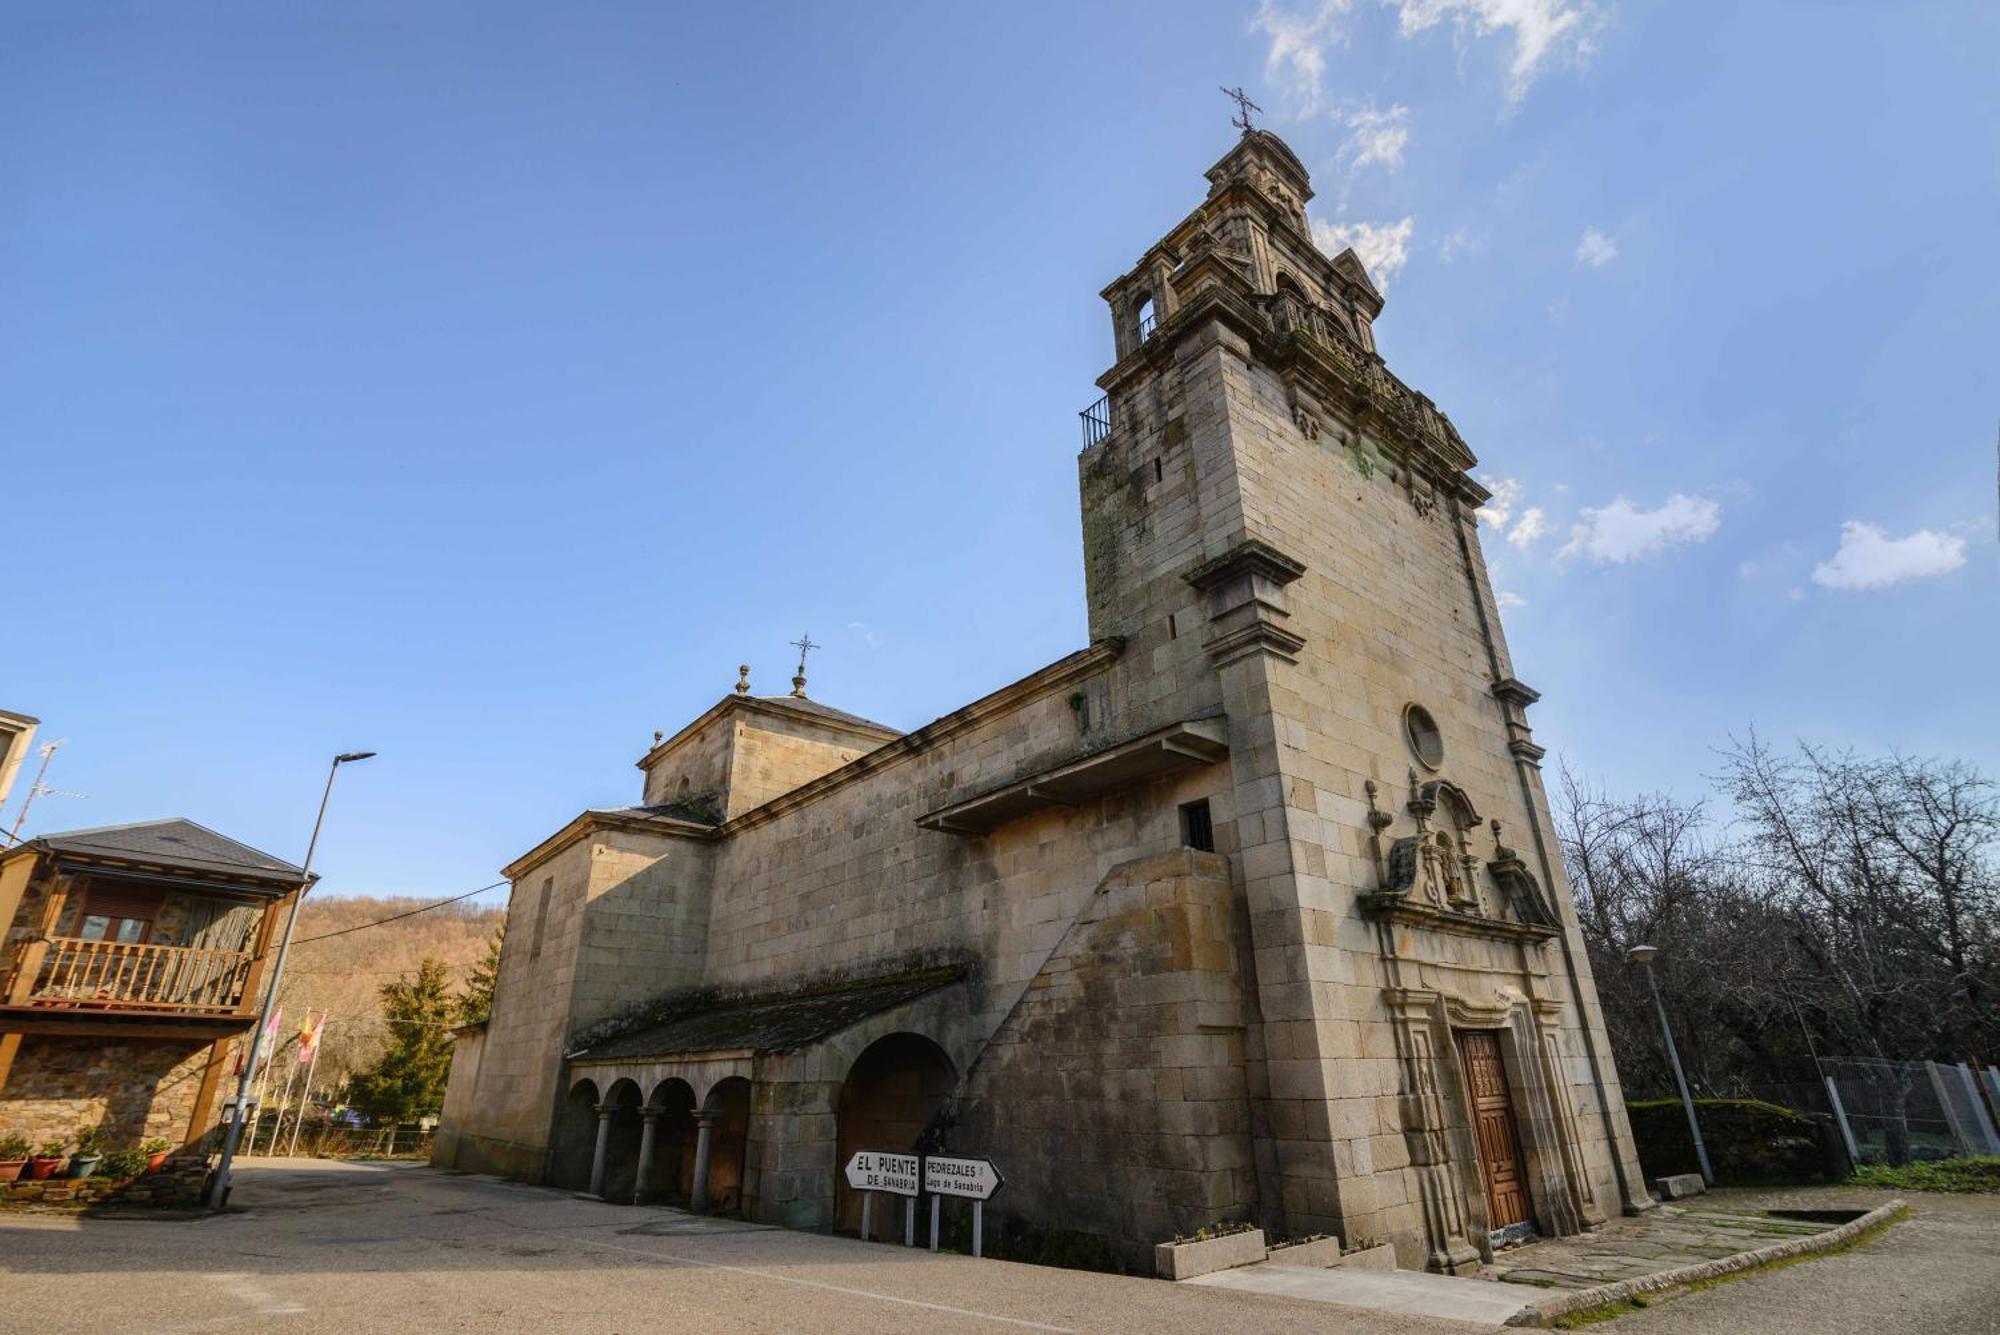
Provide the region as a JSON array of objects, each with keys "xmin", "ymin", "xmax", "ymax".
[
  {"xmin": 594, "ymin": 1102, "xmax": 617, "ymax": 1118},
  {"xmin": 639, "ymin": 1105, "xmax": 665, "ymax": 1123}
]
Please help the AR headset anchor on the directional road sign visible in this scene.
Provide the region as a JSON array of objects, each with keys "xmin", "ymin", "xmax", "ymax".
[
  {"xmin": 844, "ymin": 1151, "xmax": 920, "ymax": 1197},
  {"xmin": 922, "ymin": 1155, "xmax": 1003, "ymax": 1201}
]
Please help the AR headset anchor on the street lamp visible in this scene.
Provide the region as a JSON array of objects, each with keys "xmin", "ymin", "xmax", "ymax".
[
  {"xmin": 1629, "ymin": 943, "xmax": 1714, "ymax": 1187},
  {"xmin": 206, "ymin": 750, "xmax": 375, "ymax": 1208}
]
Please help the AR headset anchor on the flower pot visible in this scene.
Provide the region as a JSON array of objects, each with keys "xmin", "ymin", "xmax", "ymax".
[
  {"xmin": 25, "ymin": 1156, "xmax": 65, "ymax": 1181},
  {"xmin": 147, "ymin": 1151, "xmax": 170, "ymax": 1172},
  {"xmin": 0, "ymin": 1158, "xmax": 25, "ymax": 1184},
  {"xmin": 67, "ymin": 1153, "xmax": 103, "ymax": 1179}
]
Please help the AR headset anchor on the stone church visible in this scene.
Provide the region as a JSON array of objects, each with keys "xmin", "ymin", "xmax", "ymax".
[{"xmin": 436, "ymin": 128, "xmax": 1650, "ymax": 1272}]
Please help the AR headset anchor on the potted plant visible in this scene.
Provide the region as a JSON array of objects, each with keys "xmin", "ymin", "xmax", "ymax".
[
  {"xmin": 141, "ymin": 1138, "xmax": 173, "ymax": 1172},
  {"xmin": 25, "ymin": 1140, "xmax": 67, "ymax": 1180},
  {"xmin": 66, "ymin": 1123, "xmax": 105, "ymax": 1179},
  {"xmin": 98, "ymin": 1148, "xmax": 148, "ymax": 1181},
  {"xmin": 0, "ymin": 1134, "xmax": 29, "ymax": 1183}
]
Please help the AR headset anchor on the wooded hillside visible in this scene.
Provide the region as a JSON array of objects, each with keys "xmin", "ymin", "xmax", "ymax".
[{"xmin": 263, "ymin": 894, "xmax": 506, "ymax": 1099}]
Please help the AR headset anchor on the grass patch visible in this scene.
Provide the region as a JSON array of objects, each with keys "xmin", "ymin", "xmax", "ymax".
[
  {"xmin": 1849, "ymin": 1157, "xmax": 2000, "ymax": 1194},
  {"xmin": 1547, "ymin": 1204, "xmax": 1908, "ymax": 1328}
]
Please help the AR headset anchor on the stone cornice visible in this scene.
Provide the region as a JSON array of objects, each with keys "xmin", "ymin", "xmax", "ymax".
[
  {"xmin": 716, "ymin": 639, "xmax": 1126, "ymax": 838},
  {"xmin": 1182, "ymin": 538, "xmax": 1307, "ymax": 592},
  {"xmin": 1363, "ymin": 892, "xmax": 1560, "ymax": 945},
  {"xmin": 635, "ymin": 692, "xmax": 901, "ymax": 774},
  {"xmin": 1491, "ymin": 677, "xmax": 1542, "ymax": 709},
  {"xmin": 501, "ymin": 808, "xmax": 717, "ymax": 882}
]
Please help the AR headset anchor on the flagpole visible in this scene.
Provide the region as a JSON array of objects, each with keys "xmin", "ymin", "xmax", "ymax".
[
  {"xmin": 249, "ymin": 1008, "xmax": 282, "ymax": 1153},
  {"xmin": 287, "ymin": 1016, "xmax": 325, "ymax": 1158},
  {"xmin": 267, "ymin": 1035, "xmax": 302, "ymax": 1156}
]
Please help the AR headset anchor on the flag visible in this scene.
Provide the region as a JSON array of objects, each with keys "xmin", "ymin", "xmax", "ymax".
[
  {"xmin": 298, "ymin": 1013, "xmax": 323, "ymax": 1064},
  {"xmin": 258, "ymin": 1006, "xmax": 284, "ymax": 1070}
]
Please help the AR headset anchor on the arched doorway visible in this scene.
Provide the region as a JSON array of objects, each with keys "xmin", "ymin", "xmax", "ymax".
[
  {"xmin": 646, "ymin": 1078, "xmax": 697, "ymax": 1204},
  {"xmin": 700, "ymin": 1077, "xmax": 752, "ymax": 1215},
  {"xmin": 834, "ymin": 1033, "xmax": 957, "ymax": 1234},
  {"xmin": 550, "ymin": 1078, "xmax": 600, "ymax": 1191},
  {"xmin": 599, "ymin": 1079, "xmax": 645, "ymax": 1201}
]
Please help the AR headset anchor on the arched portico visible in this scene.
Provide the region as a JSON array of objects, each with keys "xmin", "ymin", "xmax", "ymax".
[
  {"xmin": 596, "ymin": 1078, "xmax": 645, "ymax": 1201},
  {"xmin": 697, "ymin": 1077, "xmax": 752, "ymax": 1215},
  {"xmin": 641, "ymin": 1078, "xmax": 697, "ymax": 1204},
  {"xmin": 549, "ymin": 1079, "xmax": 600, "ymax": 1191},
  {"xmin": 834, "ymin": 1032, "xmax": 957, "ymax": 1234}
]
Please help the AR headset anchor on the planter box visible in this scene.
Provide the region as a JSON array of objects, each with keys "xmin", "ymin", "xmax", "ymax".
[
  {"xmin": 1332, "ymin": 1241, "xmax": 1397, "ymax": 1271},
  {"xmin": 1155, "ymin": 1227, "xmax": 1266, "ymax": 1281},
  {"xmin": 1268, "ymin": 1235, "xmax": 1343, "ymax": 1268}
]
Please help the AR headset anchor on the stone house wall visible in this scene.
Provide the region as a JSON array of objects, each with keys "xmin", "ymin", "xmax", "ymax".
[{"xmin": 1, "ymin": 1037, "xmax": 214, "ymax": 1148}]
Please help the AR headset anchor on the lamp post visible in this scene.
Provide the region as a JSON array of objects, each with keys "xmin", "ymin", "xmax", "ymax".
[
  {"xmin": 207, "ymin": 751, "xmax": 375, "ymax": 1208},
  {"xmin": 1629, "ymin": 943, "xmax": 1713, "ymax": 1187}
]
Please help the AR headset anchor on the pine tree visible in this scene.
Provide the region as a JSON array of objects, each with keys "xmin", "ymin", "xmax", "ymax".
[
  {"xmin": 347, "ymin": 956, "xmax": 457, "ymax": 1123},
  {"xmin": 457, "ymin": 919, "xmax": 506, "ymax": 1025}
]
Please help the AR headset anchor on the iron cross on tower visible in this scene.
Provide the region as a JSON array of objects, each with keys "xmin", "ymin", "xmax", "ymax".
[
  {"xmin": 789, "ymin": 632, "xmax": 820, "ymax": 698},
  {"xmin": 1220, "ymin": 85, "xmax": 1262, "ymax": 133}
]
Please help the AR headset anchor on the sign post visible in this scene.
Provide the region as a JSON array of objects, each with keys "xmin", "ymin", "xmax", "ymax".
[
  {"xmin": 843, "ymin": 1151, "xmax": 920, "ymax": 1246},
  {"xmin": 923, "ymin": 1155, "xmax": 1005, "ymax": 1258}
]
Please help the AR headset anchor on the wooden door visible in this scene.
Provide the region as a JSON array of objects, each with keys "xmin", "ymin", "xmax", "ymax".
[{"xmin": 1456, "ymin": 1029, "xmax": 1531, "ymax": 1231}]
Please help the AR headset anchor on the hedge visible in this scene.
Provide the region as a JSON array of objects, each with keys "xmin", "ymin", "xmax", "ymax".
[{"xmin": 1627, "ymin": 1097, "xmax": 1835, "ymax": 1185}]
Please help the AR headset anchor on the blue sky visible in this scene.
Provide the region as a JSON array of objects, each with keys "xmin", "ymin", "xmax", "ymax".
[{"xmin": 4, "ymin": 2, "xmax": 1994, "ymax": 900}]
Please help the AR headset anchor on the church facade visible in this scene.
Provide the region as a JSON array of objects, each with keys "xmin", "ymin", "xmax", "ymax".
[{"xmin": 435, "ymin": 129, "xmax": 1650, "ymax": 1272}]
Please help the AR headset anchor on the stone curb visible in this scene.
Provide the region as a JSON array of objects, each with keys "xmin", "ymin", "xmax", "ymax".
[{"xmin": 1502, "ymin": 1198, "xmax": 1909, "ymax": 1327}]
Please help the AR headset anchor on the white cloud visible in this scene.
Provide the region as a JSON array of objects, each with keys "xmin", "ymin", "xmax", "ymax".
[
  {"xmin": 1810, "ymin": 521, "xmax": 1967, "ymax": 591},
  {"xmin": 1559, "ymin": 494, "xmax": 1721, "ymax": 563},
  {"xmin": 1508, "ymin": 506, "xmax": 1548, "ymax": 549},
  {"xmin": 1437, "ymin": 226, "xmax": 1484, "ymax": 261},
  {"xmin": 1342, "ymin": 102, "xmax": 1411, "ymax": 170},
  {"xmin": 1497, "ymin": 590, "xmax": 1528, "ymax": 609},
  {"xmin": 1574, "ymin": 228, "xmax": 1618, "ymax": 269},
  {"xmin": 1312, "ymin": 216, "xmax": 1415, "ymax": 290},
  {"xmin": 1251, "ymin": 0, "xmax": 1352, "ymax": 116},
  {"xmin": 1390, "ymin": 0, "xmax": 1601, "ymax": 106},
  {"xmin": 1479, "ymin": 475, "xmax": 1523, "ymax": 528}
]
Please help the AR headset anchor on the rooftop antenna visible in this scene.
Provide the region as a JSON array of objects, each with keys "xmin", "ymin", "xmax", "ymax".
[
  {"xmin": 6, "ymin": 739, "xmax": 86, "ymax": 845},
  {"xmin": 1220, "ymin": 85, "xmax": 1263, "ymax": 134},
  {"xmin": 789, "ymin": 633, "xmax": 819, "ymax": 699}
]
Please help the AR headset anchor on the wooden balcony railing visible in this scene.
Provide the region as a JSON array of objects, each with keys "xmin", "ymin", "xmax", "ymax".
[{"xmin": 2, "ymin": 936, "xmax": 255, "ymax": 1015}]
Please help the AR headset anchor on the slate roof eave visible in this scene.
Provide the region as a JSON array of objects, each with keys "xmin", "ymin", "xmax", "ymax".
[{"xmin": 570, "ymin": 968, "xmax": 966, "ymax": 1065}]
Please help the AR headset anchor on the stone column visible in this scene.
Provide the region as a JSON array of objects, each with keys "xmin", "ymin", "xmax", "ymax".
[
  {"xmin": 689, "ymin": 1111, "xmax": 717, "ymax": 1213},
  {"xmin": 633, "ymin": 1107, "xmax": 663, "ymax": 1206},
  {"xmin": 588, "ymin": 1103, "xmax": 615, "ymax": 1199}
]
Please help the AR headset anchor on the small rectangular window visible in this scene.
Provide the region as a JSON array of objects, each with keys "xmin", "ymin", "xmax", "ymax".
[
  {"xmin": 528, "ymin": 877, "xmax": 553, "ymax": 960},
  {"xmin": 1180, "ymin": 799, "xmax": 1215, "ymax": 853},
  {"xmin": 1167, "ymin": 612, "xmax": 1177, "ymax": 640},
  {"xmin": 1154, "ymin": 457, "xmax": 1164, "ymax": 483}
]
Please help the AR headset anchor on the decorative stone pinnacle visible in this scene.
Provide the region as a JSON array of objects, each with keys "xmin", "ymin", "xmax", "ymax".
[
  {"xmin": 734, "ymin": 665, "xmax": 751, "ymax": 696},
  {"xmin": 653, "ymin": 730, "xmax": 663, "ymax": 745}
]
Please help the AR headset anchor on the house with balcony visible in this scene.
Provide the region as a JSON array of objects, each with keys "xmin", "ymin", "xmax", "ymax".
[{"xmin": 0, "ymin": 819, "xmax": 307, "ymax": 1149}]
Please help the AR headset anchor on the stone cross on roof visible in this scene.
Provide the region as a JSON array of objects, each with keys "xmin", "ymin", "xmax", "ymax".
[
  {"xmin": 789, "ymin": 632, "xmax": 820, "ymax": 698},
  {"xmin": 1220, "ymin": 85, "xmax": 1263, "ymax": 133}
]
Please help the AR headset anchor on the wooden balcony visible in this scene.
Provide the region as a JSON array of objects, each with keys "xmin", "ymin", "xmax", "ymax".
[{"xmin": 3, "ymin": 936, "xmax": 255, "ymax": 1016}]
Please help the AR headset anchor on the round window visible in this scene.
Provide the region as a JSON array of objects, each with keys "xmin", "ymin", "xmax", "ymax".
[{"xmin": 1404, "ymin": 704, "xmax": 1445, "ymax": 770}]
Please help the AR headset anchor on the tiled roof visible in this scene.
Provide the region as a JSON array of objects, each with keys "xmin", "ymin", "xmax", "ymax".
[
  {"xmin": 756, "ymin": 695, "xmax": 901, "ymax": 736},
  {"xmin": 24, "ymin": 818, "xmax": 305, "ymax": 883},
  {"xmin": 574, "ymin": 968, "xmax": 963, "ymax": 1063}
]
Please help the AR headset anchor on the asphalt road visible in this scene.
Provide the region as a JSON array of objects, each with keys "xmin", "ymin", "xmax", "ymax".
[
  {"xmin": 0, "ymin": 1161, "xmax": 1992, "ymax": 1334},
  {"xmin": 0, "ymin": 1159, "xmax": 1479, "ymax": 1335}
]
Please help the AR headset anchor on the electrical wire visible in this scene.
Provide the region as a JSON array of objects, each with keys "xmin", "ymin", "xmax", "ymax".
[{"xmin": 292, "ymin": 880, "xmax": 508, "ymax": 944}]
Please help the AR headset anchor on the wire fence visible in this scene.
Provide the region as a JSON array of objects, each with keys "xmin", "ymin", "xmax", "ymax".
[
  {"xmin": 238, "ymin": 1113, "xmax": 435, "ymax": 1160},
  {"xmin": 1795, "ymin": 1058, "xmax": 2000, "ymax": 1166}
]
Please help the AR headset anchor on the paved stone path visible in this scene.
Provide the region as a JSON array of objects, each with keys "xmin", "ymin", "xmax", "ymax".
[{"xmin": 1486, "ymin": 1197, "xmax": 1831, "ymax": 1291}]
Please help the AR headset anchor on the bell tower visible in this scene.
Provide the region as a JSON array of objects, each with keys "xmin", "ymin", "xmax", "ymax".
[{"xmin": 1075, "ymin": 129, "xmax": 1647, "ymax": 1262}]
